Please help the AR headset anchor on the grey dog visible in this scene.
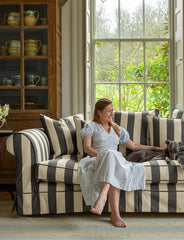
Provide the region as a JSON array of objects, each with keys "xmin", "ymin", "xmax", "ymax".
[{"xmin": 126, "ymin": 140, "xmax": 184, "ymax": 167}]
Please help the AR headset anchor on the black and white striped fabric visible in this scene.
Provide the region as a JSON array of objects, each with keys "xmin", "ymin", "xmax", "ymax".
[
  {"xmin": 172, "ymin": 109, "xmax": 184, "ymax": 119},
  {"xmin": 40, "ymin": 114, "xmax": 83, "ymax": 158},
  {"xmin": 147, "ymin": 115, "xmax": 184, "ymax": 147},
  {"xmin": 36, "ymin": 155, "xmax": 79, "ymax": 185},
  {"xmin": 74, "ymin": 118, "xmax": 87, "ymax": 161},
  {"xmin": 144, "ymin": 159, "xmax": 184, "ymax": 184},
  {"xmin": 36, "ymin": 181, "xmax": 184, "ymax": 214},
  {"xmin": 113, "ymin": 109, "xmax": 159, "ymax": 156},
  {"xmin": 6, "ymin": 126, "xmax": 184, "ymax": 215},
  {"xmin": 36, "ymin": 157, "xmax": 184, "ymax": 185}
]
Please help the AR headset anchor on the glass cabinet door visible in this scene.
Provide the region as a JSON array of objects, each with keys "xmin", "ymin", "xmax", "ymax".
[{"xmin": 0, "ymin": 3, "xmax": 48, "ymax": 111}]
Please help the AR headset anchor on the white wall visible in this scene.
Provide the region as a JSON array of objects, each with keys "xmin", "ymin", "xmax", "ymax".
[{"xmin": 61, "ymin": 0, "xmax": 84, "ymax": 117}]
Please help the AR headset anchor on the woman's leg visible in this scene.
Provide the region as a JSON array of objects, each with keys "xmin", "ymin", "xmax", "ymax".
[
  {"xmin": 108, "ymin": 186, "xmax": 126, "ymax": 228},
  {"xmin": 91, "ymin": 182, "xmax": 110, "ymax": 215}
]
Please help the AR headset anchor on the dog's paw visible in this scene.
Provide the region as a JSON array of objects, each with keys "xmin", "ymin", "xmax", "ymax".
[
  {"xmin": 165, "ymin": 156, "xmax": 171, "ymax": 164},
  {"xmin": 178, "ymin": 156, "xmax": 184, "ymax": 168}
]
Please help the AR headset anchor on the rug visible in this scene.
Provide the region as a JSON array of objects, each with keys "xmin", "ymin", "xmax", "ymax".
[{"xmin": 0, "ymin": 201, "xmax": 184, "ymax": 240}]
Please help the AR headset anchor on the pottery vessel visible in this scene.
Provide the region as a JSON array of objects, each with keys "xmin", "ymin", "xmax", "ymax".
[
  {"xmin": 12, "ymin": 75, "xmax": 21, "ymax": 86},
  {"xmin": 24, "ymin": 39, "xmax": 42, "ymax": 56},
  {"xmin": 26, "ymin": 74, "xmax": 40, "ymax": 86},
  {"xmin": 5, "ymin": 40, "xmax": 20, "ymax": 56},
  {"xmin": 24, "ymin": 10, "xmax": 39, "ymax": 26},
  {"xmin": 6, "ymin": 12, "xmax": 20, "ymax": 26}
]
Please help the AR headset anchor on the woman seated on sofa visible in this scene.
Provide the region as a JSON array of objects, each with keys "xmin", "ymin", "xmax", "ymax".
[{"xmin": 78, "ymin": 98, "xmax": 165, "ymax": 228}]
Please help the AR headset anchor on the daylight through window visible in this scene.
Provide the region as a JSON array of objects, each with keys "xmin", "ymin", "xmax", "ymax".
[{"xmin": 92, "ymin": 0, "xmax": 171, "ymax": 117}]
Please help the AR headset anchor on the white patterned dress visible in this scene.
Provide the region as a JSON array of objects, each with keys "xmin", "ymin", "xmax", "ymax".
[{"xmin": 78, "ymin": 121, "xmax": 145, "ymax": 207}]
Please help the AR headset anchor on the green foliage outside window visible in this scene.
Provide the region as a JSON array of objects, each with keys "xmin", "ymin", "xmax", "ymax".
[
  {"xmin": 96, "ymin": 42, "xmax": 169, "ymax": 117},
  {"xmin": 94, "ymin": 0, "xmax": 170, "ymax": 117}
]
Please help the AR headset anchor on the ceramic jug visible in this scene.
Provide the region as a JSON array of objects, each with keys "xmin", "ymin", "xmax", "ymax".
[
  {"xmin": 4, "ymin": 12, "xmax": 20, "ymax": 26},
  {"xmin": 24, "ymin": 39, "xmax": 42, "ymax": 56},
  {"xmin": 5, "ymin": 40, "xmax": 20, "ymax": 56},
  {"xmin": 12, "ymin": 75, "xmax": 21, "ymax": 86},
  {"xmin": 26, "ymin": 74, "xmax": 40, "ymax": 86},
  {"xmin": 24, "ymin": 10, "xmax": 39, "ymax": 26}
]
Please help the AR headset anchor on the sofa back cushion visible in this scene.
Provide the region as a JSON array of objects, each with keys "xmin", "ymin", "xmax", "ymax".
[
  {"xmin": 74, "ymin": 118, "xmax": 87, "ymax": 161},
  {"xmin": 147, "ymin": 115, "xmax": 184, "ymax": 147},
  {"xmin": 40, "ymin": 114, "xmax": 83, "ymax": 158},
  {"xmin": 113, "ymin": 109, "xmax": 159, "ymax": 156},
  {"xmin": 172, "ymin": 109, "xmax": 184, "ymax": 119}
]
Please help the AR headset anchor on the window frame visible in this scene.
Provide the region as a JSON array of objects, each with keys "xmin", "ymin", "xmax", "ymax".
[{"xmin": 89, "ymin": 0, "xmax": 174, "ymax": 117}]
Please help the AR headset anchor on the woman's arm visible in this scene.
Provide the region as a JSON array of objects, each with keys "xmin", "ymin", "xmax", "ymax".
[
  {"xmin": 125, "ymin": 139, "xmax": 166, "ymax": 152},
  {"xmin": 83, "ymin": 136, "xmax": 98, "ymax": 157}
]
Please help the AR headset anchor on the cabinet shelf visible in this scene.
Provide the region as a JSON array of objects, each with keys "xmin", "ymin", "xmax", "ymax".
[
  {"xmin": 0, "ymin": 26, "xmax": 20, "ymax": 29},
  {"xmin": 0, "ymin": 86, "xmax": 21, "ymax": 89},
  {"xmin": 0, "ymin": 56, "xmax": 20, "ymax": 59},
  {"xmin": 24, "ymin": 25, "xmax": 48, "ymax": 29}
]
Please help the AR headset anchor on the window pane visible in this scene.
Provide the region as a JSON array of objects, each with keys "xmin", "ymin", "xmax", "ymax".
[
  {"xmin": 121, "ymin": 84, "xmax": 144, "ymax": 111},
  {"xmin": 121, "ymin": 42, "xmax": 143, "ymax": 82},
  {"xmin": 145, "ymin": 0, "xmax": 169, "ymax": 38},
  {"xmin": 146, "ymin": 41, "xmax": 169, "ymax": 82},
  {"xmin": 95, "ymin": 84, "xmax": 119, "ymax": 109},
  {"xmin": 95, "ymin": 0, "xmax": 118, "ymax": 39},
  {"xmin": 95, "ymin": 42, "xmax": 119, "ymax": 83},
  {"xmin": 146, "ymin": 84, "xmax": 169, "ymax": 117},
  {"xmin": 120, "ymin": 0, "xmax": 143, "ymax": 38}
]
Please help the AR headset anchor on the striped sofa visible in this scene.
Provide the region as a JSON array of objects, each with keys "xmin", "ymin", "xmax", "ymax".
[{"xmin": 6, "ymin": 110, "xmax": 184, "ymax": 215}]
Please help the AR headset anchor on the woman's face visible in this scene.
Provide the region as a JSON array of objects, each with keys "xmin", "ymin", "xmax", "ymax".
[{"xmin": 98, "ymin": 104, "xmax": 113, "ymax": 123}]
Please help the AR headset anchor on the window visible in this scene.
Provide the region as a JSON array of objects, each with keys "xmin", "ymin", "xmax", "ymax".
[{"xmin": 90, "ymin": 0, "xmax": 172, "ymax": 117}]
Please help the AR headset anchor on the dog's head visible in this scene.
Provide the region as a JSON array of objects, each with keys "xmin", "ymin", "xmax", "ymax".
[{"xmin": 165, "ymin": 140, "xmax": 180, "ymax": 160}]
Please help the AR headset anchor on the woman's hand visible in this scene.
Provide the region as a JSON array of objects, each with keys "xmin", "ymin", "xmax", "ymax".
[{"xmin": 151, "ymin": 146, "xmax": 166, "ymax": 152}]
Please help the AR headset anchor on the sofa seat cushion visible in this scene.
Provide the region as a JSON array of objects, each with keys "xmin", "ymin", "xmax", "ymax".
[
  {"xmin": 36, "ymin": 155, "xmax": 184, "ymax": 185},
  {"xmin": 36, "ymin": 155, "xmax": 79, "ymax": 185},
  {"xmin": 143, "ymin": 159, "xmax": 184, "ymax": 184}
]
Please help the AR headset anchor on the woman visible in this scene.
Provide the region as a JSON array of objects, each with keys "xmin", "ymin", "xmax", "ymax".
[{"xmin": 78, "ymin": 98, "xmax": 165, "ymax": 228}]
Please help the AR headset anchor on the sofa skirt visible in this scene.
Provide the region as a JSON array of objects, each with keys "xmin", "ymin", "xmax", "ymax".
[{"xmin": 15, "ymin": 182, "xmax": 184, "ymax": 216}]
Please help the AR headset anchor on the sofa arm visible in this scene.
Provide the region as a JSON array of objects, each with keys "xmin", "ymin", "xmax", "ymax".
[{"xmin": 6, "ymin": 129, "xmax": 50, "ymax": 194}]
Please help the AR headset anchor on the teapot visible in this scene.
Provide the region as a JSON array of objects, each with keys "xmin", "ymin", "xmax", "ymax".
[
  {"xmin": 24, "ymin": 10, "xmax": 39, "ymax": 26},
  {"xmin": 24, "ymin": 39, "xmax": 42, "ymax": 56},
  {"xmin": 5, "ymin": 12, "xmax": 20, "ymax": 26}
]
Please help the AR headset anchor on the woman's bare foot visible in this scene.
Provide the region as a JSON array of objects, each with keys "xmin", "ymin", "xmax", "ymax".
[
  {"xmin": 90, "ymin": 196, "xmax": 107, "ymax": 215},
  {"xmin": 110, "ymin": 212, "xmax": 126, "ymax": 228}
]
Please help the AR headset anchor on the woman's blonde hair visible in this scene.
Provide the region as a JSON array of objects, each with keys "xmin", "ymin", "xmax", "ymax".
[{"xmin": 92, "ymin": 98, "xmax": 120, "ymax": 137}]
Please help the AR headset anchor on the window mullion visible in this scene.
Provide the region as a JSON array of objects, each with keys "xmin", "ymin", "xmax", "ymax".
[
  {"xmin": 118, "ymin": 0, "xmax": 121, "ymax": 111},
  {"xmin": 143, "ymin": 40, "xmax": 146, "ymax": 110}
]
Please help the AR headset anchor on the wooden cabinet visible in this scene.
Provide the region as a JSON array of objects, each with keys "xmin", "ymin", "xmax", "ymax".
[
  {"xmin": 0, "ymin": 0, "xmax": 66, "ymax": 186},
  {"xmin": 0, "ymin": 130, "xmax": 15, "ymax": 189}
]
